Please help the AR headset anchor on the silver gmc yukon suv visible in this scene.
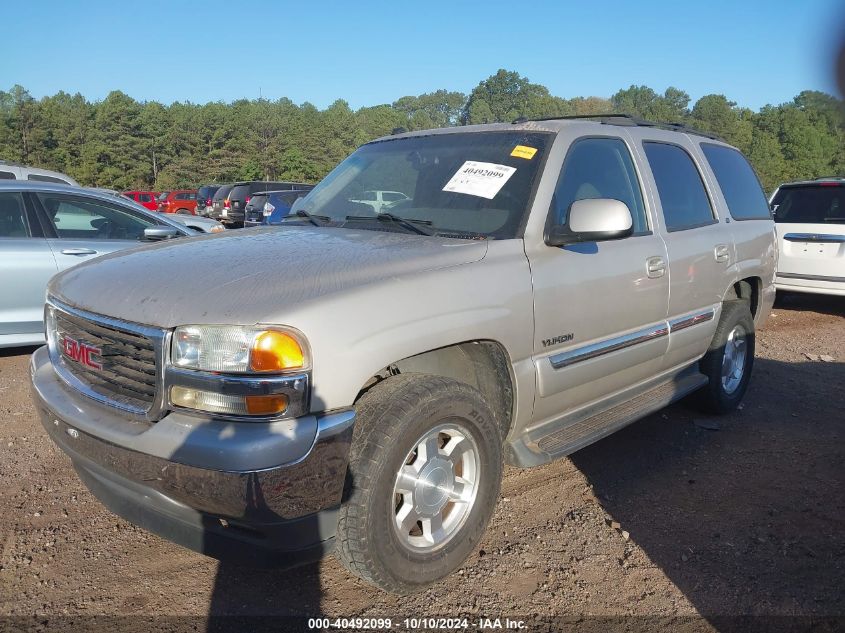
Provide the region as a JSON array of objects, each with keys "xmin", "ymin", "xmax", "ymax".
[{"xmin": 31, "ymin": 115, "xmax": 777, "ymax": 593}]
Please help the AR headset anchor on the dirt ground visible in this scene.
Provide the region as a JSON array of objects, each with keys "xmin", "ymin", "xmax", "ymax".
[{"xmin": 0, "ymin": 293, "xmax": 842, "ymax": 632}]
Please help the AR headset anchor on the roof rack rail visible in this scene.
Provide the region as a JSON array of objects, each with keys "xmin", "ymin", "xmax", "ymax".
[{"xmin": 511, "ymin": 113, "xmax": 723, "ymax": 141}]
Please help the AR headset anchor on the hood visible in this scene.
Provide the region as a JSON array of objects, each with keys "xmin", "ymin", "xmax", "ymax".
[{"xmin": 49, "ymin": 226, "xmax": 488, "ymax": 328}]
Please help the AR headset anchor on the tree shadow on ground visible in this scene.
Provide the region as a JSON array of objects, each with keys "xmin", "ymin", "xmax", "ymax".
[{"xmin": 569, "ymin": 355, "xmax": 844, "ymax": 625}]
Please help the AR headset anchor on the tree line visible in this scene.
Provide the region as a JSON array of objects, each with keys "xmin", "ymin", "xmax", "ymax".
[{"xmin": 1, "ymin": 69, "xmax": 843, "ymax": 193}]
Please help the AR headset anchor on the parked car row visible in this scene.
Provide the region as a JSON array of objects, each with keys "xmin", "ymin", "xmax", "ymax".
[{"xmin": 201, "ymin": 180, "xmax": 314, "ymax": 226}]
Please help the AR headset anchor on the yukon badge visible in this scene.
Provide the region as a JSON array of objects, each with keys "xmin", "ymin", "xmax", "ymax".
[
  {"xmin": 61, "ymin": 335, "xmax": 103, "ymax": 370},
  {"xmin": 543, "ymin": 333, "xmax": 574, "ymax": 348}
]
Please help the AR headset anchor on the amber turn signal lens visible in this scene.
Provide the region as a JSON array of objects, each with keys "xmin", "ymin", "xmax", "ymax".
[
  {"xmin": 250, "ymin": 331, "xmax": 305, "ymax": 372},
  {"xmin": 245, "ymin": 394, "xmax": 289, "ymax": 415}
]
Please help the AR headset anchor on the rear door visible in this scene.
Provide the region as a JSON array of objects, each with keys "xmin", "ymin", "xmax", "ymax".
[
  {"xmin": 0, "ymin": 191, "xmax": 58, "ymax": 338},
  {"xmin": 771, "ymin": 183, "xmax": 845, "ymax": 286},
  {"xmin": 33, "ymin": 192, "xmax": 161, "ymax": 272},
  {"xmin": 636, "ymin": 136, "xmax": 727, "ymax": 369}
]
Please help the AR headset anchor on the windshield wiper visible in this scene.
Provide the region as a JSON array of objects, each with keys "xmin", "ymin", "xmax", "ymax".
[
  {"xmin": 281, "ymin": 210, "xmax": 330, "ymax": 226},
  {"xmin": 345, "ymin": 213, "xmax": 435, "ymax": 236}
]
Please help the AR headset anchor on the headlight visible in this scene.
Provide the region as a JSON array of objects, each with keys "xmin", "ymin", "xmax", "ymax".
[
  {"xmin": 168, "ymin": 325, "xmax": 310, "ymax": 418},
  {"xmin": 172, "ymin": 325, "xmax": 307, "ymax": 373}
]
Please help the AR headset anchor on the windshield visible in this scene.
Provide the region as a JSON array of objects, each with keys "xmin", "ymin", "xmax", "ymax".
[
  {"xmin": 771, "ymin": 184, "xmax": 845, "ymax": 224},
  {"xmin": 290, "ymin": 131, "xmax": 551, "ymax": 239}
]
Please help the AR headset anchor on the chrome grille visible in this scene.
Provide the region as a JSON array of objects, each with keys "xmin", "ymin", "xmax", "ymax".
[{"xmin": 47, "ymin": 301, "xmax": 167, "ymax": 419}]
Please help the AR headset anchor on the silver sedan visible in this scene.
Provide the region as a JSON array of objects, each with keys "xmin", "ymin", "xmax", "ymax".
[{"xmin": 0, "ymin": 182, "xmax": 198, "ymax": 348}]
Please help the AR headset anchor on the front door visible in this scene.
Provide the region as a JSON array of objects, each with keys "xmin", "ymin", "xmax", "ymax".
[
  {"xmin": 0, "ymin": 191, "xmax": 58, "ymax": 339},
  {"xmin": 527, "ymin": 135, "xmax": 670, "ymax": 427}
]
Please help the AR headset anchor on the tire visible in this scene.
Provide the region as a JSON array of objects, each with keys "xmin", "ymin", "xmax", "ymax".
[
  {"xmin": 176, "ymin": 208, "xmax": 190, "ymax": 215},
  {"xmin": 336, "ymin": 374, "xmax": 503, "ymax": 594},
  {"xmin": 696, "ymin": 300, "xmax": 755, "ymax": 414}
]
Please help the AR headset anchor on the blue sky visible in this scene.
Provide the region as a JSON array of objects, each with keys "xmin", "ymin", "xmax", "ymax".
[{"xmin": 2, "ymin": 0, "xmax": 843, "ymax": 111}]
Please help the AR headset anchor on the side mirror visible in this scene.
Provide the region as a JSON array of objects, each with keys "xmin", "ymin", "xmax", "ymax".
[
  {"xmin": 546, "ymin": 198, "xmax": 634, "ymax": 247},
  {"xmin": 143, "ymin": 226, "xmax": 181, "ymax": 241}
]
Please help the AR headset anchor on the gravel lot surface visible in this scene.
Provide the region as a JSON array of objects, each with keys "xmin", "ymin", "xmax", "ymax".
[{"xmin": 0, "ymin": 293, "xmax": 842, "ymax": 631}]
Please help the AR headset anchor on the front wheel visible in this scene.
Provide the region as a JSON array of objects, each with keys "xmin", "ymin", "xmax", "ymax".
[
  {"xmin": 696, "ymin": 300, "xmax": 755, "ymax": 413},
  {"xmin": 336, "ymin": 374, "xmax": 503, "ymax": 594}
]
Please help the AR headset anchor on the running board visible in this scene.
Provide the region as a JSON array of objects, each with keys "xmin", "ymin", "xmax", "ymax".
[{"xmin": 507, "ymin": 368, "xmax": 708, "ymax": 467}]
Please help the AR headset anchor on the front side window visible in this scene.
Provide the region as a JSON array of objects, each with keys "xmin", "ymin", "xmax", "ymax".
[
  {"xmin": 643, "ymin": 142, "xmax": 715, "ymax": 231},
  {"xmin": 37, "ymin": 194, "xmax": 157, "ymax": 240},
  {"xmin": 550, "ymin": 137, "xmax": 648, "ymax": 233},
  {"xmin": 0, "ymin": 192, "xmax": 30, "ymax": 238},
  {"xmin": 701, "ymin": 144, "xmax": 770, "ymax": 220},
  {"xmin": 770, "ymin": 185, "xmax": 845, "ymax": 224},
  {"xmin": 290, "ymin": 131, "xmax": 551, "ymax": 239}
]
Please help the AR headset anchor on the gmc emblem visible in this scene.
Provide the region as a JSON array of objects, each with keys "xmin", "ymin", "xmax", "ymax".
[{"xmin": 61, "ymin": 335, "xmax": 102, "ymax": 370}]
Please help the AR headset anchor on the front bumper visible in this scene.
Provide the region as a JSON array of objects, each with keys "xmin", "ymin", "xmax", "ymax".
[{"xmin": 30, "ymin": 346, "xmax": 355, "ymax": 567}]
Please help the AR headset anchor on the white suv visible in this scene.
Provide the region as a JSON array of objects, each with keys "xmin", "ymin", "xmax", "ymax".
[
  {"xmin": 0, "ymin": 160, "xmax": 78, "ymax": 186},
  {"xmin": 771, "ymin": 178, "xmax": 845, "ymax": 296}
]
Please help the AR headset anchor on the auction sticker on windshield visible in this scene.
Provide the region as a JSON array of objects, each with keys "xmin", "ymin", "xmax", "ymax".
[{"xmin": 442, "ymin": 161, "xmax": 516, "ymax": 199}]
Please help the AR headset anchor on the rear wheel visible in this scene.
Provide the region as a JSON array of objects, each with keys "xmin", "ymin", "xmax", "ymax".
[
  {"xmin": 176, "ymin": 208, "xmax": 190, "ymax": 215},
  {"xmin": 336, "ymin": 374, "xmax": 503, "ymax": 594},
  {"xmin": 696, "ymin": 300, "xmax": 755, "ymax": 413}
]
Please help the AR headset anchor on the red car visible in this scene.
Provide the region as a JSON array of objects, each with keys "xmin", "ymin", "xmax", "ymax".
[
  {"xmin": 122, "ymin": 191, "xmax": 160, "ymax": 211},
  {"xmin": 156, "ymin": 190, "xmax": 198, "ymax": 215}
]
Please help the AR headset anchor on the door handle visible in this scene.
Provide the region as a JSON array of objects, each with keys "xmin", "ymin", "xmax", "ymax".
[
  {"xmin": 646, "ymin": 256, "xmax": 666, "ymax": 278},
  {"xmin": 714, "ymin": 244, "xmax": 730, "ymax": 263},
  {"xmin": 61, "ymin": 248, "xmax": 98, "ymax": 256}
]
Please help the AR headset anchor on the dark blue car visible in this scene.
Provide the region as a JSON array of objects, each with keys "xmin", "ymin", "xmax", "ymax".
[{"xmin": 243, "ymin": 188, "xmax": 313, "ymax": 227}]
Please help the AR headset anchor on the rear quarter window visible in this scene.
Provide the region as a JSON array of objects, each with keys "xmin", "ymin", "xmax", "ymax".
[
  {"xmin": 701, "ymin": 144, "xmax": 770, "ymax": 220},
  {"xmin": 28, "ymin": 173, "xmax": 70, "ymax": 184}
]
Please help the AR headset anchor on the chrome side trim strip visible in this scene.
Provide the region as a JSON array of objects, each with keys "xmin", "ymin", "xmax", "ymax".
[
  {"xmin": 783, "ymin": 233, "xmax": 845, "ymax": 243},
  {"xmin": 668, "ymin": 308, "xmax": 715, "ymax": 333},
  {"xmin": 549, "ymin": 324, "xmax": 669, "ymax": 369},
  {"xmin": 777, "ymin": 272, "xmax": 845, "ymax": 283}
]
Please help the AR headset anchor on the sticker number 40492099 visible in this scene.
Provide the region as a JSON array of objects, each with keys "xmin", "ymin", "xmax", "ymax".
[{"xmin": 442, "ymin": 161, "xmax": 516, "ymax": 200}]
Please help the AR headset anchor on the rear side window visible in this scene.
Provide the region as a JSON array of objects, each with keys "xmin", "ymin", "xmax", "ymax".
[
  {"xmin": 0, "ymin": 171, "xmax": 16, "ymax": 180},
  {"xmin": 213, "ymin": 186, "xmax": 232, "ymax": 201},
  {"xmin": 551, "ymin": 137, "xmax": 648, "ymax": 233},
  {"xmin": 230, "ymin": 185, "xmax": 250, "ymax": 200},
  {"xmin": 278, "ymin": 191, "xmax": 306, "ymax": 206},
  {"xmin": 770, "ymin": 185, "xmax": 845, "ymax": 224},
  {"xmin": 139, "ymin": 193, "xmax": 153, "ymax": 203},
  {"xmin": 28, "ymin": 173, "xmax": 70, "ymax": 184},
  {"xmin": 0, "ymin": 192, "xmax": 30, "ymax": 237},
  {"xmin": 701, "ymin": 144, "xmax": 770, "ymax": 220},
  {"xmin": 644, "ymin": 142, "xmax": 714, "ymax": 231}
]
